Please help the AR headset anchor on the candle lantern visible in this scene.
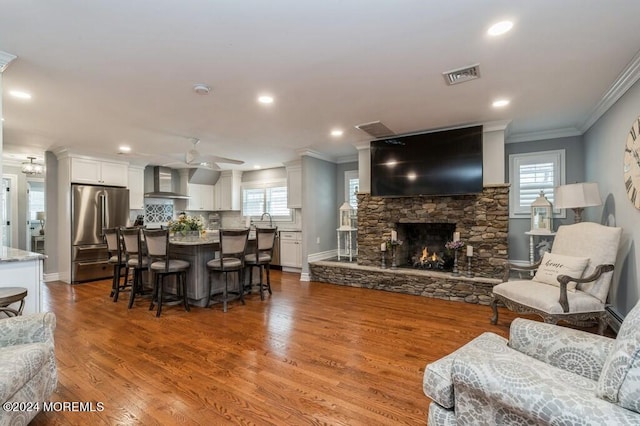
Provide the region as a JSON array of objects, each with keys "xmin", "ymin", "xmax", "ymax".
[
  {"xmin": 530, "ymin": 190, "xmax": 553, "ymax": 233},
  {"xmin": 339, "ymin": 202, "xmax": 355, "ymax": 230}
]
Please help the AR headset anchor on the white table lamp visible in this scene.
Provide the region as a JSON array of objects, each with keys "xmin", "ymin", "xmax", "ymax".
[{"xmin": 554, "ymin": 182, "xmax": 602, "ymax": 223}]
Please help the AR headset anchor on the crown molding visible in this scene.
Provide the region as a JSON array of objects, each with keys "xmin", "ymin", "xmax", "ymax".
[
  {"xmin": 336, "ymin": 154, "xmax": 357, "ymax": 164},
  {"xmin": 506, "ymin": 127, "xmax": 582, "ymax": 144},
  {"xmin": 295, "ymin": 148, "xmax": 335, "ymax": 163},
  {"xmin": 580, "ymin": 48, "xmax": 640, "ymax": 133},
  {"xmin": 0, "ymin": 51, "xmax": 17, "ymax": 73}
]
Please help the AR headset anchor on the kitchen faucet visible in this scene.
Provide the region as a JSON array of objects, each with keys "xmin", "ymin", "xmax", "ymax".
[{"xmin": 260, "ymin": 212, "xmax": 273, "ymax": 227}]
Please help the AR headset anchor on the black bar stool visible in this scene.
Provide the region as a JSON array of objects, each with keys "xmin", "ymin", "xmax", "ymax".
[
  {"xmin": 104, "ymin": 227, "xmax": 130, "ymax": 302},
  {"xmin": 143, "ymin": 229, "xmax": 190, "ymax": 317},
  {"xmin": 120, "ymin": 227, "xmax": 150, "ymax": 309},
  {"xmin": 0, "ymin": 287, "xmax": 28, "ymax": 317},
  {"xmin": 245, "ymin": 227, "xmax": 277, "ymax": 300},
  {"xmin": 206, "ymin": 228, "xmax": 249, "ymax": 312}
]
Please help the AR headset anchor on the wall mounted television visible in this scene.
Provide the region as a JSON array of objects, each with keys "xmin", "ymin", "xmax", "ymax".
[{"xmin": 370, "ymin": 125, "xmax": 483, "ymax": 197}]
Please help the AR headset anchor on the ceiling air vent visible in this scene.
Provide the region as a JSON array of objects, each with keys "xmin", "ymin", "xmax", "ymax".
[
  {"xmin": 355, "ymin": 121, "xmax": 395, "ymax": 138},
  {"xmin": 443, "ymin": 64, "xmax": 481, "ymax": 85}
]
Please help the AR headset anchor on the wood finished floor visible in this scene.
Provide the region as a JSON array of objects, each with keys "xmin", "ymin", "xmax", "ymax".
[{"xmin": 31, "ymin": 270, "xmax": 525, "ymax": 425}]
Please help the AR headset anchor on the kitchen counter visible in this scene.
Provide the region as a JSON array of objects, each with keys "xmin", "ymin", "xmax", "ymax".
[
  {"xmin": 0, "ymin": 247, "xmax": 45, "ymax": 314},
  {"xmin": 0, "ymin": 246, "xmax": 46, "ymax": 263},
  {"xmin": 167, "ymin": 233, "xmax": 258, "ymax": 307}
]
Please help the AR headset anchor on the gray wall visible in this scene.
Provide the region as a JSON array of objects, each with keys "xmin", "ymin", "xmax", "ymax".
[
  {"xmin": 504, "ymin": 136, "xmax": 585, "ymax": 261},
  {"xmin": 44, "ymin": 151, "xmax": 58, "ymax": 275},
  {"xmin": 302, "ymin": 156, "xmax": 337, "ymax": 273},
  {"xmin": 584, "ymin": 78, "xmax": 640, "ymax": 318}
]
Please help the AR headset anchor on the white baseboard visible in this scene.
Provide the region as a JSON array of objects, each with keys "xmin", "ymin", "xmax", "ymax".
[
  {"xmin": 43, "ymin": 272, "xmax": 60, "ymax": 282},
  {"xmin": 307, "ymin": 249, "xmax": 337, "ymax": 262},
  {"xmin": 300, "ymin": 272, "xmax": 310, "ymax": 282}
]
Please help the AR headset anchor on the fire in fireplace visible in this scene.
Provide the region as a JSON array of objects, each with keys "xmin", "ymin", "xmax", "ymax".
[
  {"xmin": 413, "ymin": 247, "xmax": 446, "ymax": 270},
  {"xmin": 396, "ymin": 222, "xmax": 456, "ymax": 271}
]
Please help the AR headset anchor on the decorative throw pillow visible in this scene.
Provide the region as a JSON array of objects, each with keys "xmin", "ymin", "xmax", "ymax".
[{"xmin": 533, "ymin": 252, "xmax": 590, "ymax": 291}]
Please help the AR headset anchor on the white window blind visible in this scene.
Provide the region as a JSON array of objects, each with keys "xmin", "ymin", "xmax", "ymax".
[
  {"xmin": 509, "ymin": 150, "xmax": 565, "ymax": 217},
  {"xmin": 242, "ymin": 180, "xmax": 291, "ymax": 220},
  {"xmin": 344, "ymin": 170, "xmax": 359, "ymax": 209}
]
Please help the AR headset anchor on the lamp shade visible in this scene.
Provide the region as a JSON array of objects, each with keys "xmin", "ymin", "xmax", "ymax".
[
  {"xmin": 36, "ymin": 211, "xmax": 46, "ymax": 221},
  {"xmin": 554, "ymin": 182, "xmax": 602, "ymax": 209}
]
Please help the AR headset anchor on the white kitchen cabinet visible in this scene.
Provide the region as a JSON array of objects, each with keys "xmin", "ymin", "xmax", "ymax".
[
  {"xmin": 286, "ymin": 162, "xmax": 302, "ymax": 209},
  {"xmin": 71, "ymin": 157, "xmax": 128, "ymax": 187},
  {"xmin": 187, "ymin": 183, "xmax": 215, "ymax": 211},
  {"xmin": 128, "ymin": 166, "xmax": 145, "ymax": 210},
  {"xmin": 280, "ymin": 231, "xmax": 302, "ymax": 268},
  {"xmin": 214, "ymin": 170, "xmax": 242, "ymax": 211}
]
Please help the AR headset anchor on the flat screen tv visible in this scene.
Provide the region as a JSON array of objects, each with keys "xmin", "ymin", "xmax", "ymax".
[{"xmin": 370, "ymin": 125, "xmax": 483, "ymax": 197}]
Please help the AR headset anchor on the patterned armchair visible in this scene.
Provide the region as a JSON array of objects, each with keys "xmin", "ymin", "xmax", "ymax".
[
  {"xmin": 0, "ymin": 312, "xmax": 57, "ymax": 426},
  {"xmin": 423, "ymin": 300, "xmax": 640, "ymax": 425}
]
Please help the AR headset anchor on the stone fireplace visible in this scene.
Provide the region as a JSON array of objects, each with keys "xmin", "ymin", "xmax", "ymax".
[
  {"xmin": 309, "ymin": 184, "xmax": 510, "ymax": 305},
  {"xmin": 356, "ymin": 184, "xmax": 509, "ymax": 278}
]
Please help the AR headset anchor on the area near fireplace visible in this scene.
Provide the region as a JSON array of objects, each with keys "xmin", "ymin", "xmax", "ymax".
[{"xmin": 309, "ymin": 184, "xmax": 510, "ymax": 305}]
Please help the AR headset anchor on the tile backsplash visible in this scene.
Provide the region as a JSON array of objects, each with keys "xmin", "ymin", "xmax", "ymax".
[{"xmin": 145, "ymin": 199, "xmax": 174, "ymax": 225}]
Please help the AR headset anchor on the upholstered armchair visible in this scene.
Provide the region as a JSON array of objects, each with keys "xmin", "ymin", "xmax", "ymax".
[
  {"xmin": 0, "ymin": 312, "xmax": 57, "ymax": 425},
  {"xmin": 423, "ymin": 300, "xmax": 640, "ymax": 425},
  {"xmin": 491, "ymin": 222, "xmax": 622, "ymax": 334}
]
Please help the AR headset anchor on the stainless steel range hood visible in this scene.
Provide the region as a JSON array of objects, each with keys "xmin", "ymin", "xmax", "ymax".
[{"xmin": 144, "ymin": 166, "xmax": 189, "ymax": 199}]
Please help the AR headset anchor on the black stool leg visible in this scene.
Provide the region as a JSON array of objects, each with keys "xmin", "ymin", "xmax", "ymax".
[
  {"xmin": 149, "ymin": 271, "xmax": 158, "ymax": 311},
  {"xmin": 182, "ymin": 272, "xmax": 190, "ymax": 312},
  {"xmin": 239, "ymin": 269, "xmax": 245, "ymax": 306},
  {"xmin": 266, "ymin": 264, "xmax": 272, "ymax": 295},
  {"xmin": 128, "ymin": 268, "xmax": 139, "ymax": 309},
  {"xmin": 156, "ymin": 275, "xmax": 164, "ymax": 317}
]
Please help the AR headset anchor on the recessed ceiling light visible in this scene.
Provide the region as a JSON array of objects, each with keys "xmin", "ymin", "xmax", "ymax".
[
  {"xmin": 258, "ymin": 95, "xmax": 274, "ymax": 104},
  {"xmin": 253, "ymin": 165, "xmax": 261, "ymax": 169},
  {"xmin": 9, "ymin": 90, "xmax": 31, "ymax": 100},
  {"xmin": 193, "ymin": 84, "xmax": 211, "ymax": 95},
  {"xmin": 118, "ymin": 145, "xmax": 131, "ymax": 153},
  {"xmin": 331, "ymin": 129, "xmax": 344, "ymax": 137},
  {"xmin": 488, "ymin": 21, "xmax": 513, "ymax": 36},
  {"xmin": 492, "ymin": 99, "xmax": 510, "ymax": 108}
]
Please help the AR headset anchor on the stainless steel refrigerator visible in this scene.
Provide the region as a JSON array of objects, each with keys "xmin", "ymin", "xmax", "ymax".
[{"xmin": 71, "ymin": 184, "xmax": 129, "ymax": 283}]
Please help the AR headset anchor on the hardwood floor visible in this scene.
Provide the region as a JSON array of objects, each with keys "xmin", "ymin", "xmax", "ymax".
[{"xmin": 31, "ymin": 271, "xmax": 523, "ymax": 425}]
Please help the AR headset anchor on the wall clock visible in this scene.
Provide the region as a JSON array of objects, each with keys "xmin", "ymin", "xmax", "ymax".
[{"xmin": 624, "ymin": 116, "xmax": 640, "ymax": 209}]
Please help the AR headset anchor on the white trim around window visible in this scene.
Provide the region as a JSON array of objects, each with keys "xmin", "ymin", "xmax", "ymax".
[{"xmin": 508, "ymin": 149, "xmax": 566, "ymax": 219}]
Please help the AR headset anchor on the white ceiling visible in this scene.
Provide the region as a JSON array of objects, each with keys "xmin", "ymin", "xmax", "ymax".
[{"xmin": 2, "ymin": 1, "xmax": 640, "ymax": 170}]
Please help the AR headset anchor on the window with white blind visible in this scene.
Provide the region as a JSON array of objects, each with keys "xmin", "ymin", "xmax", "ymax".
[
  {"xmin": 509, "ymin": 150, "xmax": 565, "ymax": 218},
  {"xmin": 344, "ymin": 170, "xmax": 359, "ymax": 209},
  {"xmin": 242, "ymin": 180, "xmax": 291, "ymax": 221}
]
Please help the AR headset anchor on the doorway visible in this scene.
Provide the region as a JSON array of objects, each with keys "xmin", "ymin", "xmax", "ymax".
[
  {"xmin": 1, "ymin": 175, "xmax": 18, "ymax": 248},
  {"xmin": 27, "ymin": 180, "xmax": 45, "ymax": 253}
]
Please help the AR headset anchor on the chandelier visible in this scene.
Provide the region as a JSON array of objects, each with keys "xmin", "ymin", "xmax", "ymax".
[{"xmin": 22, "ymin": 157, "xmax": 44, "ymax": 175}]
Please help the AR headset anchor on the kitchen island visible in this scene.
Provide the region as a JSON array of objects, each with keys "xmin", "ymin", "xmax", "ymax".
[
  {"xmin": 169, "ymin": 232, "xmax": 257, "ymax": 307},
  {"xmin": 0, "ymin": 247, "xmax": 46, "ymax": 315}
]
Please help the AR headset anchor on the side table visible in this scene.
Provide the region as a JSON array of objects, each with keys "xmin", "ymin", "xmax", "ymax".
[
  {"xmin": 524, "ymin": 231, "xmax": 556, "ymax": 276},
  {"xmin": 337, "ymin": 227, "xmax": 358, "ymax": 262},
  {"xmin": 0, "ymin": 287, "xmax": 28, "ymax": 317}
]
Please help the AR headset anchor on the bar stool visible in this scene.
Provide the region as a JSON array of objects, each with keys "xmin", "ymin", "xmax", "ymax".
[
  {"xmin": 120, "ymin": 227, "xmax": 150, "ymax": 309},
  {"xmin": 245, "ymin": 227, "xmax": 277, "ymax": 300},
  {"xmin": 206, "ymin": 228, "xmax": 249, "ymax": 312},
  {"xmin": 0, "ymin": 287, "xmax": 28, "ymax": 317},
  {"xmin": 143, "ymin": 229, "xmax": 190, "ymax": 317},
  {"xmin": 104, "ymin": 227, "xmax": 129, "ymax": 302}
]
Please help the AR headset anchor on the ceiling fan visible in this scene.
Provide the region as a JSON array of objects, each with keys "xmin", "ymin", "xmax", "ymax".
[{"xmin": 163, "ymin": 138, "xmax": 244, "ymax": 170}]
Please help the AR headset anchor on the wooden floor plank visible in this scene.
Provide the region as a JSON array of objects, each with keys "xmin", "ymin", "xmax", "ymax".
[{"xmin": 30, "ymin": 270, "xmax": 535, "ymax": 425}]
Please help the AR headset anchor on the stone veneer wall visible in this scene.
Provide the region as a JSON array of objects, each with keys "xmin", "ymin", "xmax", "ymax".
[
  {"xmin": 309, "ymin": 262, "xmax": 501, "ymax": 305},
  {"xmin": 357, "ymin": 184, "xmax": 510, "ymax": 279}
]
